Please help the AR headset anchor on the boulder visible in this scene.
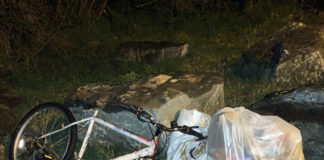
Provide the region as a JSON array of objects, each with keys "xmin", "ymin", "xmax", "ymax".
[
  {"xmin": 118, "ymin": 42, "xmax": 188, "ymax": 63},
  {"xmin": 251, "ymin": 86, "xmax": 324, "ymax": 160},
  {"xmin": 65, "ymin": 73, "xmax": 224, "ymax": 127},
  {"xmin": 235, "ymin": 22, "xmax": 324, "ymax": 84}
]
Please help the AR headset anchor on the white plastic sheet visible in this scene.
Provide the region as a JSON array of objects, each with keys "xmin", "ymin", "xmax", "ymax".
[
  {"xmin": 167, "ymin": 109, "xmax": 210, "ymax": 160},
  {"xmin": 207, "ymin": 107, "xmax": 304, "ymax": 160}
]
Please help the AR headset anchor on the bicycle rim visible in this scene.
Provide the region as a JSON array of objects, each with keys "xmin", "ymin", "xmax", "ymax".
[{"xmin": 11, "ymin": 104, "xmax": 76, "ymax": 160}]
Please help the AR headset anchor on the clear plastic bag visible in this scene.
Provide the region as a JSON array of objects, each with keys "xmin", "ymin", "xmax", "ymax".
[
  {"xmin": 167, "ymin": 109, "xmax": 210, "ymax": 160},
  {"xmin": 207, "ymin": 107, "xmax": 304, "ymax": 160}
]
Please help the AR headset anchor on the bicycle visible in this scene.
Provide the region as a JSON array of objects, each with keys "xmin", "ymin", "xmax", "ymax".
[{"xmin": 9, "ymin": 102, "xmax": 206, "ymax": 160}]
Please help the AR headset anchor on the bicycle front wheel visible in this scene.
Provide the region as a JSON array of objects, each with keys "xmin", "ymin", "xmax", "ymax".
[{"xmin": 9, "ymin": 103, "xmax": 77, "ymax": 160}]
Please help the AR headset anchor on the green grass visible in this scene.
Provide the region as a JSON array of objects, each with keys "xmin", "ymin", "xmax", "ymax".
[
  {"xmin": 75, "ymin": 140, "xmax": 118, "ymax": 159},
  {"xmin": 223, "ymin": 75, "xmax": 302, "ymax": 107}
]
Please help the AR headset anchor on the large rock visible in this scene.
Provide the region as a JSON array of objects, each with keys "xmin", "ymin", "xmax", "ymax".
[
  {"xmin": 66, "ymin": 73, "xmax": 224, "ymax": 127},
  {"xmin": 235, "ymin": 23, "xmax": 324, "ymax": 84},
  {"xmin": 118, "ymin": 42, "xmax": 188, "ymax": 63},
  {"xmin": 250, "ymin": 86, "xmax": 324, "ymax": 160}
]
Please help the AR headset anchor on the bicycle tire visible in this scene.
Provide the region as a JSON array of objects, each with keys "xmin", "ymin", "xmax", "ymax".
[{"xmin": 9, "ymin": 103, "xmax": 77, "ymax": 160}]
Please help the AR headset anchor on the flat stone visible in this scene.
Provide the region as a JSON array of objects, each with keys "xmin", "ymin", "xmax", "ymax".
[
  {"xmin": 65, "ymin": 73, "xmax": 224, "ymax": 127},
  {"xmin": 118, "ymin": 42, "xmax": 188, "ymax": 63}
]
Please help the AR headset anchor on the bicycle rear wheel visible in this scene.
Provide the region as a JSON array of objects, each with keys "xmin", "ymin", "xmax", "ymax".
[{"xmin": 9, "ymin": 103, "xmax": 77, "ymax": 160}]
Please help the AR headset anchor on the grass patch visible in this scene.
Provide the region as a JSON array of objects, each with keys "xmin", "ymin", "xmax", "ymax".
[
  {"xmin": 224, "ymin": 76, "xmax": 302, "ymax": 107},
  {"xmin": 75, "ymin": 140, "xmax": 118, "ymax": 159}
]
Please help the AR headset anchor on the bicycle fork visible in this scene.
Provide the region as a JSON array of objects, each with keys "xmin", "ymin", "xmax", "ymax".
[{"xmin": 77, "ymin": 110, "xmax": 99, "ymax": 160}]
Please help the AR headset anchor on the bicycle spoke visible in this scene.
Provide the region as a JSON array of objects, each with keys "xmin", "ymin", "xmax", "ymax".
[
  {"xmin": 50, "ymin": 117, "xmax": 59, "ymax": 131},
  {"xmin": 42, "ymin": 110, "xmax": 50, "ymax": 135},
  {"xmin": 30, "ymin": 120, "xmax": 41, "ymax": 136},
  {"xmin": 52, "ymin": 135, "xmax": 69, "ymax": 147}
]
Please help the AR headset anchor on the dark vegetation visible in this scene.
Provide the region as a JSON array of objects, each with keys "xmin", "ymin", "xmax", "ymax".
[{"xmin": 1, "ymin": 0, "xmax": 324, "ymax": 115}]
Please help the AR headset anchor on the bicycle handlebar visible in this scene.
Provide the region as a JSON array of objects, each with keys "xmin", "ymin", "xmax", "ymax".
[
  {"xmin": 119, "ymin": 103, "xmax": 207, "ymax": 140},
  {"xmin": 156, "ymin": 124, "xmax": 206, "ymax": 140}
]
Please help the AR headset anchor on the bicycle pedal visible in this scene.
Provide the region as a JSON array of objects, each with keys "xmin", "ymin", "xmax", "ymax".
[{"xmin": 41, "ymin": 154, "xmax": 53, "ymax": 160}]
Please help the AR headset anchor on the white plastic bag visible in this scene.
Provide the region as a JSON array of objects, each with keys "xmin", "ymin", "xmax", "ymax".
[
  {"xmin": 167, "ymin": 109, "xmax": 210, "ymax": 160},
  {"xmin": 207, "ymin": 107, "xmax": 304, "ymax": 160}
]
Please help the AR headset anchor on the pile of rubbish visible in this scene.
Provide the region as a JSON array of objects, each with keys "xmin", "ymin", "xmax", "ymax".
[{"xmin": 167, "ymin": 107, "xmax": 304, "ymax": 160}]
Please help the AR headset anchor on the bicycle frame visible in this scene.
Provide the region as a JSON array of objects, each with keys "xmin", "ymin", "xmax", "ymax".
[{"xmin": 39, "ymin": 110, "xmax": 157, "ymax": 160}]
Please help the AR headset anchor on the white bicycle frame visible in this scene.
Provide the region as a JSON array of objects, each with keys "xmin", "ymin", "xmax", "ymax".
[{"xmin": 39, "ymin": 110, "xmax": 157, "ymax": 160}]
